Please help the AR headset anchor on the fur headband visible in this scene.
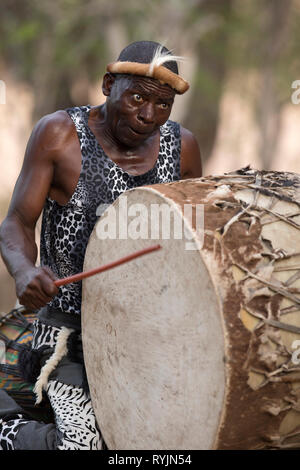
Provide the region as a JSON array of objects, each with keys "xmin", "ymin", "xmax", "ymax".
[{"xmin": 106, "ymin": 46, "xmax": 189, "ymax": 94}]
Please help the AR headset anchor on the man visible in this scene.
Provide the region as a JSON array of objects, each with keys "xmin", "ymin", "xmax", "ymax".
[{"xmin": 0, "ymin": 41, "xmax": 202, "ymax": 449}]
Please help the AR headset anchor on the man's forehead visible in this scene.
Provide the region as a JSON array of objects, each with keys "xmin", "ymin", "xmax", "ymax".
[{"xmin": 120, "ymin": 75, "xmax": 176, "ymax": 99}]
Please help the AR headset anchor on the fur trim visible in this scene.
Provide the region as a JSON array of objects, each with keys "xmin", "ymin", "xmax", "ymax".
[
  {"xmin": 106, "ymin": 61, "xmax": 189, "ymax": 94},
  {"xmin": 34, "ymin": 327, "xmax": 74, "ymax": 404}
]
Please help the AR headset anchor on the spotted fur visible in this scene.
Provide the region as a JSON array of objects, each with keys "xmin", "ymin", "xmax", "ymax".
[
  {"xmin": 0, "ymin": 416, "xmax": 30, "ymax": 450},
  {"xmin": 47, "ymin": 380, "xmax": 102, "ymax": 450}
]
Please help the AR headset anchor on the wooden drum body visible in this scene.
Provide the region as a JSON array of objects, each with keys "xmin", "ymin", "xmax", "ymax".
[{"xmin": 82, "ymin": 168, "xmax": 300, "ymax": 449}]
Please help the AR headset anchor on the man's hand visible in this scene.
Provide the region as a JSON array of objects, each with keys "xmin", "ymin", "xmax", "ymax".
[{"xmin": 16, "ymin": 266, "xmax": 59, "ymax": 310}]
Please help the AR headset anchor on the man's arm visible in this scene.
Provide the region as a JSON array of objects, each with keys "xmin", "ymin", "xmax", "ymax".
[
  {"xmin": 0, "ymin": 112, "xmax": 70, "ymax": 309},
  {"xmin": 180, "ymin": 126, "xmax": 202, "ymax": 179}
]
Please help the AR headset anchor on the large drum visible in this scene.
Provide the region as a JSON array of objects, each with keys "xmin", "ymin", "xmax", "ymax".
[{"xmin": 82, "ymin": 168, "xmax": 300, "ymax": 450}]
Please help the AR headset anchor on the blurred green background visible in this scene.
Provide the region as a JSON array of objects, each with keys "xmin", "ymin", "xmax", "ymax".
[{"xmin": 0, "ymin": 0, "xmax": 299, "ymax": 311}]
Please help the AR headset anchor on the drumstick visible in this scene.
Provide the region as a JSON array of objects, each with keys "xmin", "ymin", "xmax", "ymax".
[{"xmin": 54, "ymin": 244, "xmax": 162, "ymax": 287}]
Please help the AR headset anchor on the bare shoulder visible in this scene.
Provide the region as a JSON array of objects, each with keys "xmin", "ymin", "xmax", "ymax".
[
  {"xmin": 180, "ymin": 126, "xmax": 198, "ymax": 146},
  {"xmin": 4, "ymin": 110, "xmax": 77, "ymax": 225},
  {"xmin": 180, "ymin": 125, "xmax": 202, "ymax": 179},
  {"xmin": 29, "ymin": 110, "xmax": 75, "ymax": 154}
]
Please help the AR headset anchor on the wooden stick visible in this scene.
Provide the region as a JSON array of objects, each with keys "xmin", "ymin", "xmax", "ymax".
[{"xmin": 54, "ymin": 244, "xmax": 162, "ymax": 287}]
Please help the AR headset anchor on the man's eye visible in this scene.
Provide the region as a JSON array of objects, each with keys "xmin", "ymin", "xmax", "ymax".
[
  {"xmin": 133, "ymin": 94, "xmax": 143, "ymax": 102},
  {"xmin": 158, "ymin": 103, "xmax": 169, "ymax": 109}
]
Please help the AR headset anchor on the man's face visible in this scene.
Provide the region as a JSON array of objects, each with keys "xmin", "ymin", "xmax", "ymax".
[{"xmin": 105, "ymin": 74, "xmax": 176, "ymax": 148}]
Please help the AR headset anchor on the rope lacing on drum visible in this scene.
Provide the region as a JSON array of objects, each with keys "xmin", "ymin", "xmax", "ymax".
[{"xmin": 0, "ymin": 307, "xmax": 35, "ymax": 349}]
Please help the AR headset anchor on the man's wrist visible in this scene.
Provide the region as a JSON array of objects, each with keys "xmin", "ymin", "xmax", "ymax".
[{"xmin": 11, "ymin": 260, "xmax": 36, "ymax": 281}]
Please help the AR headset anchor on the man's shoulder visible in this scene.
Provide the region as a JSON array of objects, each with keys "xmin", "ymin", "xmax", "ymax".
[
  {"xmin": 35, "ymin": 109, "xmax": 74, "ymax": 137},
  {"xmin": 163, "ymin": 120, "xmax": 195, "ymax": 139},
  {"xmin": 32, "ymin": 109, "xmax": 75, "ymax": 152},
  {"xmin": 179, "ymin": 124, "xmax": 196, "ymax": 140},
  {"xmin": 179, "ymin": 125, "xmax": 202, "ymax": 178},
  {"xmin": 164, "ymin": 121, "xmax": 198, "ymax": 146}
]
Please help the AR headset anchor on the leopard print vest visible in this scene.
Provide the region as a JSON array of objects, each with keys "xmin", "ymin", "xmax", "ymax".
[{"xmin": 40, "ymin": 105, "xmax": 181, "ymax": 315}]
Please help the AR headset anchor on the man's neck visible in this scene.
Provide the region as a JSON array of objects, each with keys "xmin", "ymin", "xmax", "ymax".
[{"xmin": 87, "ymin": 104, "xmax": 161, "ymax": 175}]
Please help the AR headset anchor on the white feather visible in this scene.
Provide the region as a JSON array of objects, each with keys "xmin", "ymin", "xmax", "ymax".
[{"xmin": 148, "ymin": 45, "xmax": 185, "ymax": 76}]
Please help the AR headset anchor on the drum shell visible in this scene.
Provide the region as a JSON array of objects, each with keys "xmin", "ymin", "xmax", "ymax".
[{"xmin": 82, "ymin": 169, "xmax": 300, "ymax": 450}]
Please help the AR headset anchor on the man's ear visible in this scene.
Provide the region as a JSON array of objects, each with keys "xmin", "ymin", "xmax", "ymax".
[{"xmin": 102, "ymin": 73, "xmax": 116, "ymax": 97}]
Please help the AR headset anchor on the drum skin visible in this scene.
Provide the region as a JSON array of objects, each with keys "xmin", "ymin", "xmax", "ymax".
[{"xmin": 82, "ymin": 168, "xmax": 300, "ymax": 450}]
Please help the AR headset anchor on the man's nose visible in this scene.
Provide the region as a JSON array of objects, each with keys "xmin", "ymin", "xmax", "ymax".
[{"xmin": 138, "ymin": 102, "xmax": 155, "ymax": 124}]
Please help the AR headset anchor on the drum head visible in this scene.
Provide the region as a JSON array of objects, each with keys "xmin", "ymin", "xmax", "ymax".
[{"xmin": 82, "ymin": 188, "xmax": 225, "ymax": 449}]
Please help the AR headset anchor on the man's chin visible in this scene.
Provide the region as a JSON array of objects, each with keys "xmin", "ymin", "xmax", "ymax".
[{"xmin": 117, "ymin": 130, "xmax": 147, "ymax": 148}]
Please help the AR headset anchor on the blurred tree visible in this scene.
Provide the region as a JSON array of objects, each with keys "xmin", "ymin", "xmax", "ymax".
[
  {"xmin": 0, "ymin": 0, "xmax": 299, "ymax": 163},
  {"xmin": 0, "ymin": 0, "xmax": 227, "ymax": 132},
  {"xmin": 255, "ymin": 0, "xmax": 293, "ymax": 169},
  {"xmin": 205, "ymin": 0, "xmax": 300, "ymax": 174}
]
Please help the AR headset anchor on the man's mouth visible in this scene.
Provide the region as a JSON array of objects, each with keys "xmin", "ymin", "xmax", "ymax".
[{"xmin": 129, "ymin": 126, "xmax": 152, "ymax": 136}]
